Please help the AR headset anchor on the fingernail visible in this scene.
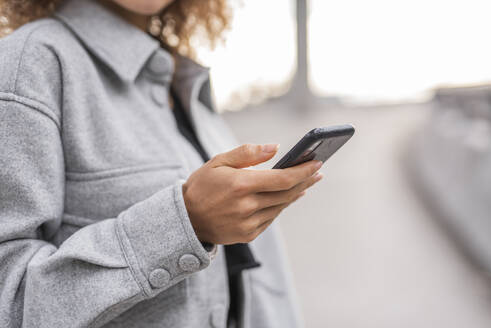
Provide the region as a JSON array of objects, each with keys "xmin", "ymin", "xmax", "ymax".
[
  {"xmin": 314, "ymin": 160, "xmax": 323, "ymax": 170},
  {"xmin": 262, "ymin": 143, "xmax": 279, "ymax": 153},
  {"xmin": 299, "ymin": 190, "xmax": 306, "ymax": 197},
  {"xmin": 314, "ymin": 172, "xmax": 324, "ymax": 181}
]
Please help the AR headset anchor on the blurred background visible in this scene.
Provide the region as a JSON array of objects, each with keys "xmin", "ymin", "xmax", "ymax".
[{"xmin": 197, "ymin": 0, "xmax": 491, "ymax": 327}]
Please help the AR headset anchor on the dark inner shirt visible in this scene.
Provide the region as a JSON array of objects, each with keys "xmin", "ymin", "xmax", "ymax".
[{"xmin": 170, "ymin": 90, "xmax": 261, "ymax": 323}]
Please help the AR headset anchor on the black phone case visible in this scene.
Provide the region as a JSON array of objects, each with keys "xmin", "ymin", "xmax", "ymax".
[{"xmin": 272, "ymin": 124, "xmax": 355, "ymax": 169}]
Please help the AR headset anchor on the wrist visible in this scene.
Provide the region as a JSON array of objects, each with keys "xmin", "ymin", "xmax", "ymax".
[{"xmin": 182, "ymin": 183, "xmax": 216, "ymax": 259}]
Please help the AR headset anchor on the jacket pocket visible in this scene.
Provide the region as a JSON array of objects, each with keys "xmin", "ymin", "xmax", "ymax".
[{"xmin": 64, "ymin": 163, "xmax": 186, "ymax": 220}]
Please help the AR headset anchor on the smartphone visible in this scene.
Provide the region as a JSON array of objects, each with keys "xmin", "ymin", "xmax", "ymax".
[{"xmin": 272, "ymin": 124, "xmax": 355, "ymax": 169}]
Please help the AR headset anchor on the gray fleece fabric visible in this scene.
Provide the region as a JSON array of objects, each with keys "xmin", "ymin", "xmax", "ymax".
[{"xmin": 0, "ymin": 0, "xmax": 303, "ymax": 327}]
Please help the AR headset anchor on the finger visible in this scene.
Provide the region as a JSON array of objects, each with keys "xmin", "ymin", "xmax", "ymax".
[
  {"xmin": 234, "ymin": 173, "xmax": 318, "ymax": 218},
  {"xmin": 241, "ymin": 159, "xmax": 323, "ymax": 192},
  {"xmin": 249, "ymin": 190, "xmax": 305, "ymax": 228},
  {"xmin": 253, "ymin": 172, "xmax": 323, "ymax": 209},
  {"xmin": 248, "ymin": 191, "xmax": 306, "ymax": 239},
  {"xmin": 209, "ymin": 143, "xmax": 279, "ymax": 169}
]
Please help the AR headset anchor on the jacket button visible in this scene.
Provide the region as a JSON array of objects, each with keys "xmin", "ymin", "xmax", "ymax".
[
  {"xmin": 210, "ymin": 304, "xmax": 226, "ymax": 328},
  {"xmin": 151, "ymin": 84, "xmax": 168, "ymax": 106},
  {"xmin": 148, "ymin": 268, "xmax": 170, "ymax": 288},
  {"xmin": 178, "ymin": 254, "xmax": 200, "ymax": 272},
  {"xmin": 148, "ymin": 50, "xmax": 173, "ymax": 75}
]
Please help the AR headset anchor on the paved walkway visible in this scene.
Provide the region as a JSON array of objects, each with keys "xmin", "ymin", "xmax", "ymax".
[{"xmin": 224, "ymin": 102, "xmax": 491, "ymax": 328}]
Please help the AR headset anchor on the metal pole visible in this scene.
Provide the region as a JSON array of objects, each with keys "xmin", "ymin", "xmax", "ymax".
[
  {"xmin": 295, "ymin": 0, "xmax": 309, "ymax": 95},
  {"xmin": 284, "ymin": 0, "xmax": 314, "ymax": 109}
]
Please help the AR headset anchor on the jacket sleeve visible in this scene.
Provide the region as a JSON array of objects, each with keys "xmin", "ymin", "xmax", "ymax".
[{"xmin": 0, "ymin": 97, "xmax": 212, "ymax": 328}]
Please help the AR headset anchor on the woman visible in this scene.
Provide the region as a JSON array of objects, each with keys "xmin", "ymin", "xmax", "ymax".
[{"xmin": 0, "ymin": 0, "xmax": 323, "ymax": 327}]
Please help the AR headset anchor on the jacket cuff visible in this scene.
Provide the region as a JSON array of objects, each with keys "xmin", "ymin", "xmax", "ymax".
[{"xmin": 115, "ymin": 179, "xmax": 211, "ymax": 297}]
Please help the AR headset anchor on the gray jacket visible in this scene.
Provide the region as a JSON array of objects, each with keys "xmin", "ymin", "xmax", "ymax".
[{"xmin": 0, "ymin": 0, "xmax": 302, "ymax": 327}]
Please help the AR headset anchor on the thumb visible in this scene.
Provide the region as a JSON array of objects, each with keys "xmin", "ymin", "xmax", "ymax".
[{"xmin": 210, "ymin": 143, "xmax": 279, "ymax": 169}]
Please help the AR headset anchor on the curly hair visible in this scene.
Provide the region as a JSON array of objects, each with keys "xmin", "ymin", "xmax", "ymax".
[{"xmin": 0, "ymin": 0, "xmax": 231, "ymax": 57}]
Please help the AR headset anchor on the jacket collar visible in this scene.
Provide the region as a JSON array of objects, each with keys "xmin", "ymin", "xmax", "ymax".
[
  {"xmin": 54, "ymin": 0, "xmax": 161, "ymax": 82},
  {"xmin": 54, "ymin": 0, "xmax": 216, "ymax": 112}
]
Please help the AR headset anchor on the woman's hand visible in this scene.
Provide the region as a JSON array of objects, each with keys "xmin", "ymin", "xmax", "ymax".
[{"xmin": 182, "ymin": 144, "xmax": 323, "ymax": 245}]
